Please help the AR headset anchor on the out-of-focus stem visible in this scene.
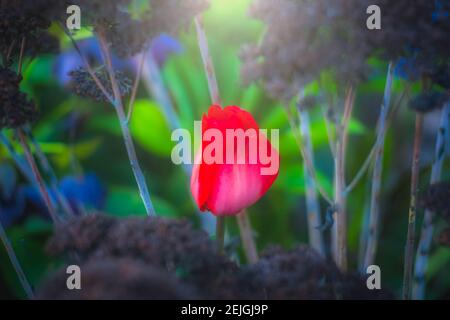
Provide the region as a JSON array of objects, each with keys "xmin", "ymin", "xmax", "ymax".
[
  {"xmin": 194, "ymin": 16, "xmax": 221, "ymax": 106},
  {"xmin": 363, "ymin": 62, "xmax": 395, "ymax": 269},
  {"xmin": 285, "ymin": 108, "xmax": 333, "ymax": 205},
  {"xmin": 141, "ymin": 53, "xmax": 181, "ymax": 131},
  {"xmin": 194, "ymin": 14, "xmax": 241, "ymax": 244},
  {"xmin": 413, "ymin": 102, "xmax": 450, "ymax": 300},
  {"xmin": 0, "ymin": 218, "xmax": 34, "ymax": 299},
  {"xmin": 358, "ymin": 176, "xmax": 373, "ymax": 272},
  {"xmin": 0, "ymin": 131, "xmax": 34, "ymax": 182},
  {"xmin": 25, "ymin": 127, "xmax": 75, "ymax": 217},
  {"xmin": 237, "ymin": 210, "xmax": 258, "ymax": 264},
  {"xmin": 297, "ymin": 97, "xmax": 325, "ymax": 256},
  {"xmin": 403, "ymin": 113, "xmax": 424, "ymax": 300},
  {"xmin": 331, "ymin": 88, "xmax": 354, "ymax": 271},
  {"xmin": 59, "ymin": 23, "xmax": 114, "ymax": 105},
  {"xmin": 126, "ymin": 51, "xmax": 146, "ymax": 123},
  {"xmin": 97, "ymin": 32, "xmax": 155, "ymax": 216},
  {"xmin": 140, "ymin": 52, "xmax": 216, "ymax": 234},
  {"xmin": 16, "ymin": 129, "xmax": 58, "ymax": 223},
  {"xmin": 216, "ymin": 216, "xmax": 225, "ymax": 253}
]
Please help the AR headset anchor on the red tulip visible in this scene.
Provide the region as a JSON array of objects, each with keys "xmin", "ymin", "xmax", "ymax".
[{"xmin": 190, "ymin": 105, "xmax": 279, "ymax": 216}]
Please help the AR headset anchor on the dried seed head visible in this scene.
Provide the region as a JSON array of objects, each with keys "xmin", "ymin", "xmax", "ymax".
[
  {"xmin": 409, "ymin": 91, "xmax": 449, "ymax": 113},
  {"xmin": 47, "ymin": 214, "xmax": 240, "ymax": 299},
  {"xmin": 0, "ymin": 68, "xmax": 39, "ymax": 129},
  {"xmin": 72, "ymin": 0, "xmax": 209, "ymax": 58},
  {"xmin": 240, "ymin": 245, "xmax": 390, "ymax": 299},
  {"xmin": 420, "ymin": 182, "xmax": 450, "ymax": 223},
  {"xmin": 242, "ymin": 0, "xmax": 450, "ymax": 101},
  {"xmin": 71, "ymin": 0, "xmax": 133, "ymax": 27},
  {"xmin": 144, "ymin": 0, "xmax": 210, "ymax": 36},
  {"xmin": 68, "ymin": 66, "xmax": 132, "ymax": 102},
  {"xmin": 431, "ymin": 63, "xmax": 450, "ymax": 90},
  {"xmin": 0, "ymin": 1, "xmax": 63, "ymax": 64},
  {"xmin": 36, "ymin": 258, "xmax": 198, "ymax": 299},
  {"xmin": 103, "ymin": 12, "xmax": 149, "ymax": 58}
]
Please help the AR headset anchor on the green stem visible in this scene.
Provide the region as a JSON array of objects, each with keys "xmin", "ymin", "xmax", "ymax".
[
  {"xmin": 237, "ymin": 211, "xmax": 258, "ymax": 264},
  {"xmin": 403, "ymin": 113, "xmax": 424, "ymax": 300},
  {"xmin": 17, "ymin": 129, "xmax": 58, "ymax": 223},
  {"xmin": 216, "ymin": 216, "xmax": 225, "ymax": 253}
]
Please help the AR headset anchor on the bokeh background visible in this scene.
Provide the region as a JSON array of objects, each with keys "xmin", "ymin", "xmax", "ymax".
[{"xmin": 0, "ymin": 0, "xmax": 449, "ymax": 299}]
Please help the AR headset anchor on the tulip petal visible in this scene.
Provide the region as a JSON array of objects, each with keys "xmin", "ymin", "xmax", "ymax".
[{"xmin": 190, "ymin": 105, "xmax": 279, "ymax": 216}]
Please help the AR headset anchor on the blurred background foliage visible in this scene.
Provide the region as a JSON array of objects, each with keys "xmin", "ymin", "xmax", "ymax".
[{"xmin": 0, "ymin": 0, "xmax": 449, "ymax": 299}]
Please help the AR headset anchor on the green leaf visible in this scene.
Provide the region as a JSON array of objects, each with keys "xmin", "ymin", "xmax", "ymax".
[
  {"xmin": 130, "ymin": 99, "xmax": 173, "ymax": 157},
  {"xmin": 105, "ymin": 186, "xmax": 178, "ymax": 218}
]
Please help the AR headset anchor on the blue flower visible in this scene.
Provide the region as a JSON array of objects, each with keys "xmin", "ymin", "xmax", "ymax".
[
  {"xmin": 25, "ymin": 173, "xmax": 107, "ymax": 217},
  {"xmin": 394, "ymin": 56, "xmax": 421, "ymax": 81},
  {"xmin": 149, "ymin": 33, "xmax": 184, "ymax": 66},
  {"xmin": 0, "ymin": 164, "xmax": 26, "ymax": 227},
  {"xmin": 54, "ymin": 34, "xmax": 183, "ymax": 87},
  {"xmin": 53, "ymin": 38, "xmax": 131, "ymax": 86},
  {"xmin": 58, "ymin": 173, "xmax": 107, "ymax": 211},
  {"xmin": 432, "ymin": 0, "xmax": 449, "ymax": 22}
]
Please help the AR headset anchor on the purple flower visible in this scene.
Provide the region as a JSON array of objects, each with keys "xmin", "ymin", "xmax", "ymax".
[
  {"xmin": 25, "ymin": 173, "xmax": 107, "ymax": 218},
  {"xmin": 0, "ymin": 164, "xmax": 26, "ymax": 227},
  {"xmin": 58, "ymin": 173, "xmax": 107, "ymax": 211},
  {"xmin": 149, "ymin": 33, "xmax": 184, "ymax": 66},
  {"xmin": 54, "ymin": 34, "xmax": 183, "ymax": 87},
  {"xmin": 432, "ymin": 0, "xmax": 449, "ymax": 22}
]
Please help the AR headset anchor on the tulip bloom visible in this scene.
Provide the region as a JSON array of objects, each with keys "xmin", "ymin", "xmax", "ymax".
[{"xmin": 190, "ymin": 105, "xmax": 279, "ymax": 216}]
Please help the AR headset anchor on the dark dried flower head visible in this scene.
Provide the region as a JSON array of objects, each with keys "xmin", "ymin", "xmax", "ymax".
[
  {"xmin": 46, "ymin": 214, "xmax": 117, "ymax": 260},
  {"xmin": 242, "ymin": 0, "xmax": 450, "ymax": 101},
  {"xmin": 239, "ymin": 245, "xmax": 390, "ymax": 299},
  {"xmin": 47, "ymin": 214, "xmax": 240, "ymax": 299},
  {"xmin": 145, "ymin": 0, "xmax": 210, "ymax": 36},
  {"xmin": 24, "ymin": 31, "xmax": 60, "ymax": 57},
  {"xmin": 420, "ymin": 182, "xmax": 450, "ymax": 222},
  {"xmin": 69, "ymin": 66, "xmax": 132, "ymax": 102},
  {"xmin": 0, "ymin": 1, "xmax": 63, "ymax": 65},
  {"xmin": 0, "ymin": 68, "xmax": 39, "ymax": 129},
  {"xmin": 242, "ymin": 0, "xmax": 374, "ymax": 101},
  {"xmin": 72, "ymin": 0, "xmax": 132, "ymax": 27},
  {"xmin": 409, "ymin": 92, "xmax": 449, "ymax": 113},
  {"xmin": 36, "ymin": 258, "xmax": 198, "ymax": 299},
  {"xmin": 431, "ymin": 63, "xmax": 450, "ymax": 90},
  {"xmin": 368, "ymin": 0, "xmax": 450, "ymax": 63},
  {"xmin": 104, "ymin": 12, "xmax": 149, "ymax": 58}
]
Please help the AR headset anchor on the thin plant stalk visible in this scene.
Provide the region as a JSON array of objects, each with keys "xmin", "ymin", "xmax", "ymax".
[
  {"xmin": 331, "ymin": 87, "xmax": 354, "ymax": 271},
  {"xmin": 297, "ymin": 96, "xmax": 325, "ymax": 256},
  {"xmin": 16, "ymin": 129, "xmax": 58, "ymax": 222},
  {"xmin": 194, "ymin": 14, "xmax": 237, "ymax": 248},
  {"xmin": 126, "ymin": 50, "xmax": 146, "ymax": 123},
  {"xmin": 403, "ymin": 113, "xmax": 424, "ymax": 300},
  {"xmin": 284, "ymin": 107, "xmax": 333, "ymax": 205},
  {"xmin": 194, "ymin": 16, "xmax": 221, "ymax": 105},
  {"xmin": 96, "ymin": 31, "xmax": 155, "ymax": 216},
  {"xmin": 413, "ymin": 102, "xmax": 450, "ymax": 300},
  {"xmin": 0, "ymin": 131, "xmax": 34, "ymax": 183},
  {"xmin": 140, "ymin": 51, "xmax": 216, "ymax": 234},
  {"xmin": 0, "ymin": 218, "xmax": 34, "ymax": 299},
  {"xmin": 346, "ymin": 82, "xmax": 408, "ymax": 196},
  {"xmin": 25, "ymin": 128, "xmax": 75, "ymax": 217},
  {"xmin": 363, "ymin": 62, "xmax": 395, "ymax": 269},
  {"xmin": 216, "ymin": 216, "xmax": 225, "ymax": 253},
  {"xmin": 141, "ymin": 52, "xmax": 181, "ymax": 131},
  {"xmin": 358, "ymin": 175, "xmax": 374, "ymax": 272},
  {"xmin": 237, "ymin": 210, "xmax": 258, "ymax": 264}
]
